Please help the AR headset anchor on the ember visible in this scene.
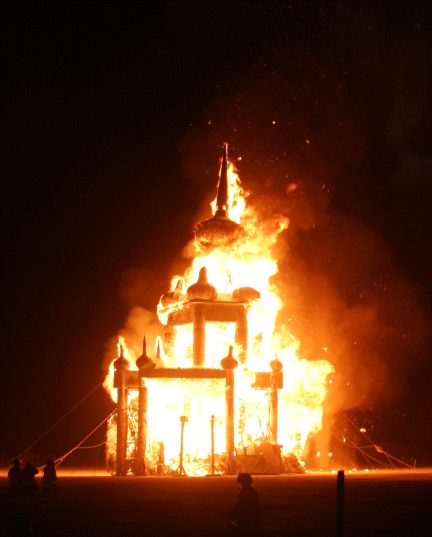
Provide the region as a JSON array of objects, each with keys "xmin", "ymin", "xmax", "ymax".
[{"xmin": 104, "ymin": 144, "xmax": 334, "ymax": 476}]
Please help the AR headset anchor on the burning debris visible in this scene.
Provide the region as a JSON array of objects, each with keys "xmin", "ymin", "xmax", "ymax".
[{"xmin": 104, "ymin": 144, "xmax": 334, "ymax": 476}]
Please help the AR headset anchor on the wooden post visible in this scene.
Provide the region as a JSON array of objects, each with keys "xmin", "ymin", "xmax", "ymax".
[
  {"xmin": 193, "ymin": 304, "xmax": 205, "ymax": 366},
  {"xmin": 135, "ymin": 336, "xmax": 154, "ymax": 476},
  {"xmin": 226, "ymin": 369, "xmax": 235, "ymax": 456},
  {"xmin": 114, "ymin": 346, "xmax": 129, "ymax": 476},
  {"xmin": 336, "ymin": 469, "xmax": 345, "ymax": 537},
  {"xmin": 235, "ymin": 308, "xmax": 248, "ymax": 363},
  {"xmin": 269, "ymin": 357, "xmax": 283, "ymax": 443},
  {"xmin": 221, "ymin": 346, "xmax": 238, "ymax": 473},
  {"xmin": 135, "ymin": 378, "xmax": 147, "ymax": 476},
  {"xmin": 210, "ymin": 414, "xmax": 215, "ymax": 475},
  {"xmin": 176, "ymin": 416, "xmax": 188, "ymax": 476}
]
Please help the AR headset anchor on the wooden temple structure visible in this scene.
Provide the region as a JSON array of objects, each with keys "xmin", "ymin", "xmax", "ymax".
[{"xmin": 112, "ymin": 145, "xmax": 283, "ymax": 475}]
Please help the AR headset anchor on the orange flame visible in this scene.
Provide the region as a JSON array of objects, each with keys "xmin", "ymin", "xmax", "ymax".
[{"xmin": 104, "ymin": 158, "xmax": 334, "ymax": 475}]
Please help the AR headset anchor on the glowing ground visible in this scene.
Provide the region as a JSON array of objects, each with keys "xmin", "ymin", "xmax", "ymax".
[{"xmin": 1, "ymin": 470, "xmax": 431, "ymax": 536}]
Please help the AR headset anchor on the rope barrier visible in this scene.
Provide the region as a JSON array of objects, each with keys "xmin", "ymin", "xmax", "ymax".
[
  {"xmin": 342, "ymin": 413, "xmax": 415, "ymax": 469},
  {"xmin": 54, "ymin": 409, "xmax": 116, "ymax": 467},
  {"xmin": 342, "ymin": 438, "xmax": 388, "ymax": 468},
  {"xmin": 76, "ymin": 441, "xmax": 106, "ymax": 450},
  {"xmin": 11, "ymin": 382, "xmax": 103, "ymax": 461}
]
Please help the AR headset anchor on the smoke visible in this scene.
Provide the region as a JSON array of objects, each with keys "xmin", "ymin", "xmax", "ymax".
[
  {"xmin": 279, "ymin": 217, "xmax": 429, "ymax": 412},
  {"xmin": 102, "ymin": 306, "xmax": 163, "ymax": 373},
  {"xmin": 103, "ymin": 20, "xmax": 431, "ymax": 463},
  {"xmin": 175, "ymin": 43, "xmax": 430, "ymax": 427}
]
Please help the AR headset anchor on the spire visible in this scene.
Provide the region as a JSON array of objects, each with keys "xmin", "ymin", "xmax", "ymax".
[
  {"xmin": 136, "ymin": 335, "xmax": 154, "ymax": 370},
  {"xmin": 215, "ymin": 143, "xmax": 229, "ymax": 217},
  {"xmin": 194, "ymin": 143, "xmax": 242, "ymax": 251},
  {"xmin": 114, "ymin": 340, "xmax": 130, "ymax": 370}
]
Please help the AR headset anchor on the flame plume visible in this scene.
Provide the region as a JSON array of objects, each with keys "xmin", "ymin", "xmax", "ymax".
[{"xmin": 104, "ymin": 147, "xmax": 334, "ymax": 475}]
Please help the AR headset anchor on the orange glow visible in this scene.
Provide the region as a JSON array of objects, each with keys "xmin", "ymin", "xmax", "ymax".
[
  {"xmin": 104, "ymin": 155, "xmax": 334, "ymax": 475},
  {"xmin": 286, "ymin": 181, "xmax": 301, "ymax": 193}
]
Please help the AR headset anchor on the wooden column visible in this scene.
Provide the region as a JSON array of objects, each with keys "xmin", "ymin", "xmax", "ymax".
[
  {"xmin": 193, "ymin": 304, "xmax": 205, "ymax": 366},
  {"xmin": 114, "ymin": 347, "xmax": 130, "ymax": 476},
  {"xmin": 135, "ymin": 336, "xmax": 154, "ymax": 476},
  {"xmin": 235, "ymin": 307, "xmax": 248, "ymax": 363},
  {"xmin": 135, "ymin": 378, "xmax": 147, "ymax": 476},
  {"xmin": 209, "ymin": 414, "xmax": 215, "ymax": 475},
  {"xmin": 269, "ymin": 357, "xmax": 283, "ymax": 443},
  {"xmin": 221, "ymin": 346, "xmax": 238, "ymax": 473}
]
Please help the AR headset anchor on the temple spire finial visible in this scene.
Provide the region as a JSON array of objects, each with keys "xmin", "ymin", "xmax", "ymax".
[
  {"xmin": 215, "ymin": 143, "xmax": 229, "ymax": 217},
  {"xmin": 194, "ymin": 143, "xmax": 242, "ymax": 250},
  {"xmin": 136, "ymin": 335, "xmax": 154, "ymax": 370}
]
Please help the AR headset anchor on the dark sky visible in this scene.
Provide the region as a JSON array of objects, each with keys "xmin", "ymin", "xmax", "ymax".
[{"xmin": 2, "ymin": 1, "xmax": 432, "ymax": 464}]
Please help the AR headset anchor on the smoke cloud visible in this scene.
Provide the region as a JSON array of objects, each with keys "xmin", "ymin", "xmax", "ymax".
[
  {"xmin": 105, "ymin": 27, "xmax": 431, "ymax": 463},
  {"xmin": 175, "ymin": 44, "xmax": 430, "ymax": 436}
]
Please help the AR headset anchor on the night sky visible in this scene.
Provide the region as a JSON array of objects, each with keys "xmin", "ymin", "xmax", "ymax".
[{"xmin": 2, "ymin": 1, "xmax": 432, "ymax": 465}]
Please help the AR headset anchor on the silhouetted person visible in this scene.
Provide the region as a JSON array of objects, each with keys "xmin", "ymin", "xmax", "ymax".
[
  {"xmin": 233, "ymin": 473, "xmax": 260, "ymax": 535},
  {"xmin": 8, "ymin": 458, "xmax": 24, "ymax": 494},
  {"xmin": 22, "ymin": 461, "xmax": 38, "ymax": 494},
  {"xmin": 42, "ymin": 458, "xmax": 57, "ymax": 492}
]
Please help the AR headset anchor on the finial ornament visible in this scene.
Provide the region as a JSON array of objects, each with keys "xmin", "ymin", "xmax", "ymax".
[
  {"xmin": 221, "ymin": 345, "xmax": 238, "ymax": 370},
  {"xmin": 270, "ymin": 356, "xmax": 283, "ymax": 372},
  {"xmin": 186, "ymin": 266, "xmax": 217, "ymax": 301},
  {"xmin": 194, "ymin": 144, "xmax": 242, "ymax": 250},
  {"xmin": 136, "ymin": 336, "xmax": 155, "ymax": 370},
  {"xmin": 114, "ymin": 340, "xmax": 130, "ymax": 370}
]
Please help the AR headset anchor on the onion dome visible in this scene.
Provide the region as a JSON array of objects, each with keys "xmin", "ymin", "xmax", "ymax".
[
  {"xmin": 160, "ymin": 279, "xmax": 184, "ymax": 307},
  {"xmin": 186, "ymin": 267, "xmax": 217, "ymax": 301},
  {"xmin": 221, "ymin": 346, "xmax": 238, "ymax": 370},
  {"xmin": 194, "ymin": 144, "xmax": 243, "ymax": 250},
  {"xmin": 114, "ymin": 343, "xmax": 130, "ymax": 370},
  {"xmin": 270, "ymin": 356, "xmax": 283, "ymax": 373},
  {"xmin": 232, "ymin": 287, "xmax": 261, "ymax": 303},
  {"xmin": 136, "ymin": 336, "xmax": 155, "ymax": 370}
]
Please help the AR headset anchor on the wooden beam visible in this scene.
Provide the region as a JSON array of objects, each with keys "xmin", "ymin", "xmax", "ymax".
[
  {"xmin": 115, "ymin": 368, "xmax": 227, "ymax": 389},
  {"xmin": 168, "ymin": 300, "xmax": 247, "ymax": 326}
]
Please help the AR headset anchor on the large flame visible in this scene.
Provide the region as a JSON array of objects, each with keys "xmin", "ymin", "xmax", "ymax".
[{"xmin": 104, "ymin": 159, "xmax": 334, "ymax": 475}]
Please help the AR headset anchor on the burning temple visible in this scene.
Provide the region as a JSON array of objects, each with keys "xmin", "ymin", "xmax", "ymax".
[{"xmin": 105, "ymin": 144, "xmax": 334, "ymax": 476}]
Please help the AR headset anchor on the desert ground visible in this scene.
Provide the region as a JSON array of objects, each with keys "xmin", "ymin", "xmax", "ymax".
[{"xmin": 1, "ymin": 469, "xmax": 431, "ymax": 536}]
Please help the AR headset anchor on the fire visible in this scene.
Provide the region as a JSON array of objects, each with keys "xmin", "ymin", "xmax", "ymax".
[
  {"xmin": 104, "ymin": 145, "xmax": 334, "ymax": 476},
  {"xmin": 103, "ymin": 336, "xmax": 136, "ymax": 404},
  {"xmin": 210, "ymin": 161, "xmax": 246, "ymax": 224}
]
